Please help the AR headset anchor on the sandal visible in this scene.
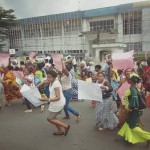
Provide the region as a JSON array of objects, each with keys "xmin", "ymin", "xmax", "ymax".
[
  {"xmin": 97, "ymin": 127, "xmax": 105, "ymax": 131},
  {"xmin": 146, "ymin": 140, "xmax": 150, "ymax": 148},
  {"xmin": 76, "ymin": 114, "xmax": 81, "ymax": 122},
  {"xmin": 64, "ymin": 125, "xmax": 70, "ymax": 136},
  {"xmin": 53, "ymin": 132, "xmax": 64, "ymax": 136},
  {"xmin": 40, "ymin": 105, "xmax": 45, "ymax": 112}
]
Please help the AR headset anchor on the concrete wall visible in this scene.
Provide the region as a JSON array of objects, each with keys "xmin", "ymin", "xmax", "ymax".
[{"xmin": 142, "ymin": 8, "xmax": 150, "ymax": 52}]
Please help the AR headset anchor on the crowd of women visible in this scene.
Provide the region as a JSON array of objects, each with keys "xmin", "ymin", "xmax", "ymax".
[
  {"xmin": 0, "ymin": 54, "xmax": 150, "ymax": 146},
  {"xmin": 80, "ymin": 57, "xmax": 150, "ymax": 147}
]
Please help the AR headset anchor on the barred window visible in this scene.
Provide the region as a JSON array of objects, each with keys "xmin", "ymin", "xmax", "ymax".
[
  {"xmin": 90, "ymin": 19, "xmax": 114, "ymax": 32},
  {"xmin": 124, "ymin": 42, "xmax": 142, "ymax": 52},
  {"xmin": 122, "ymin": 11, "xmax": 142, "ymax": 35}
]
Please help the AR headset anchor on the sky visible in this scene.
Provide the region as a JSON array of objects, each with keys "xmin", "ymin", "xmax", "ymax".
[{"xmin": 0, "ymin": 0, "xmax": 147, "ymax": 19}]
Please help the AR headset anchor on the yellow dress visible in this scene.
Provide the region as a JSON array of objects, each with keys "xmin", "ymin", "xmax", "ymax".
[{"xmin": 118, "ymin": 89, "xmax": 150, "ymax": 144}]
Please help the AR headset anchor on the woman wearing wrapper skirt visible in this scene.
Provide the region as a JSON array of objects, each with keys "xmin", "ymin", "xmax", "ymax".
[{"xmin": 118, "ymin": 73, "xmax": 150, "ymax": 147}]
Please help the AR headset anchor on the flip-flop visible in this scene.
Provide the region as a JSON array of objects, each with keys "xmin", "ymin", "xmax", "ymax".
[
  {"xmin": 64, "ymin": 125, "xmax": 70, "ymax": 136},
  {"xmin": 53, "ymin": 132, "xmax": 64, "ymax": 136}
]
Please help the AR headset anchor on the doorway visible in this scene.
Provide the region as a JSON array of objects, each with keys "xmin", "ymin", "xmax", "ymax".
[{"xmin": 99, "ymin": 51, "xmax": 111, "ymax": 62}]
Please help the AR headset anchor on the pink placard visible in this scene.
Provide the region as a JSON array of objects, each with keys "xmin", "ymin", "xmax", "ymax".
[
  {"xmin": 52, "ymin": 54, "xmax": 63, "ymax": 71},
  {"xmin": 112, "ymin": 50, "xmax": 134, "ymax": 70},
  {"xmin": 0, "ymin": 53, "xmax": 10, "ymax": 67},
  {"xmin": 112, "ymin": 50, "xmax": 134, "ymax": 60},
  {"xmin": 116, "ymin": 81, "xmax": 130, "ymax": 105},
  {"xmin": 112, "ymin": 58, "xmax": 134, "ymax": 70},
  {"xmin": 29, "ymin": 52, "xmax": 36, "ymax": 61}
]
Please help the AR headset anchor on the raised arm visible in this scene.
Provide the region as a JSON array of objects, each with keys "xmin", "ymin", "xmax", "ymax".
[{"xmin": 61, "ymin": 59, "xmax": 69, "ymax": 76}]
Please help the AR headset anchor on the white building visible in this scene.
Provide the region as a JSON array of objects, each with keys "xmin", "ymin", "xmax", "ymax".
[{"xmin": 7, "ymin": 1, "xmax": 150, "ymax": 62}]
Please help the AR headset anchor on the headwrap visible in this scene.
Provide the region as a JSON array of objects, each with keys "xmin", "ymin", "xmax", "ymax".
[{"xmin": 129, "ymin": 73, "xmax": 141, "ymax": 84}]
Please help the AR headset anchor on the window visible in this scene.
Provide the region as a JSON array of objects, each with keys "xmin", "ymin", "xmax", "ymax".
[
  {"xmin": 122, "ymin": 11, "xmax": 142, "ymax": 35},
  {"xmin": 64, "ymin": 19, "xmax": 81, "ymax": 33},
  {"xmin": 124, "ymin": 42, "xmax": 142, "ymax": 52},
  {"xmin": 90, "ymin": 19, "xmax": 114, "ymax": 32}
]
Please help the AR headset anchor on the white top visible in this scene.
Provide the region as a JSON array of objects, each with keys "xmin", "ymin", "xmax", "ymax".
[
  {"xmin": 44, "ymin": 63, "xmax": 51, "ymax": 68},
  {"xmin": 48, "ymin": 79, "xmax": 66, "ymax": 112},
  {"xmin": 61, "ymin": 73, "xmax": 72, "ymax": 91},
  {"xmin": 45, "ymin": 56, "xmax": 51, "ymax": 60},
  {"xmin": 72, "ymin": 58, "xmax": 77, "ymax": 65}
]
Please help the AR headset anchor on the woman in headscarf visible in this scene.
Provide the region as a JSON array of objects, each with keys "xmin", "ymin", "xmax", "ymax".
[
  {"xmin": 116, "ymin": 68, "xmax": 135, "ymax": 127},
  {"xmin": 3, "ymin": 65, "xmax": 22, "ymax": 106},
  {"xmin": 118, "ymin": 73, "xmax": 150, "ymax": 147}
]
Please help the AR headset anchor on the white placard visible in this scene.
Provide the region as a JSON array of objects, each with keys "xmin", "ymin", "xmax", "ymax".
[
  {"xmin": 9, "ymin": 49, "xmax": 16, "ymax": 54},
  {"xmin": 78, "ymin": 80, "xmax": 103, "ymax": 102},
  {"xmin": 20, "ymin": 84, "xmax": 43, "ymax": 107}
]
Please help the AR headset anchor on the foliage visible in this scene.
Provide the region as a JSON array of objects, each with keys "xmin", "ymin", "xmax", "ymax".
[
  {"xmin": 92, "ymin": 38, "xmax": 98, "ymax": 44},
  {"xmin": 0, "ymin": 7, "xmax": 16, "ymax": 50},
  {"xmin": 134, "ymin": 53, "xmax": 150, "ymax": 61}
]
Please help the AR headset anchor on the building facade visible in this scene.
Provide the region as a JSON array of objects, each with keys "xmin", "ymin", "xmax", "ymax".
[{"xmin": 7, "ymin": 1, "xmax": 150, "ymax": 61}]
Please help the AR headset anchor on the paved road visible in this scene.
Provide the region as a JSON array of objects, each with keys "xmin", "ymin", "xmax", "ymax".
[{"xmin": 0, "ymin": 100, "xmax": 150, "ymax": 150}]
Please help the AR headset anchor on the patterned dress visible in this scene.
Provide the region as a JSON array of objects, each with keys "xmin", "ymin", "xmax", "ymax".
[
  {"xmin": 95, "ymin": 98, "xmax": 119, "ymax": 130},
  {"xmin": 70, "ymin": 68, "xmax": 78, "ymax": 100},
  {"xmin": 3, "ymin": 71, "xmax": 22, "ymax": 101},
  {"xmin": 95, "ymin": 80, "xmax": 119, "ymax": 130}
]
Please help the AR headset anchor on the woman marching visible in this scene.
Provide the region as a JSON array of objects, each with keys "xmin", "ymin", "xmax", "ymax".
[
  {"xmin": 118, "ymin": 73, "xmax": 150, "ymax": 147},
  {"xmin": 95, "ymin": 72, "xmax": 119, "ymax": 131},
  {"xmin": 61, "ymin": 59, "xmax": 81, "ymax": 122},
  {"xmin": 40, "ymin": 70, "xmax": 70, "ymax": 136}
]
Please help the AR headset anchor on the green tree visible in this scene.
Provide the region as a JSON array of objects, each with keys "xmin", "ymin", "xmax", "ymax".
[{"xmin": 0, "ymin": 7, "xmax": 16, "ymax": 50}]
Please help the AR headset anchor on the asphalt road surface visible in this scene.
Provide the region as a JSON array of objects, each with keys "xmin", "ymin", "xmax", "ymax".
[{"xmin": 0, "ymin": 100, "xmax": 150, "ymax": 150}]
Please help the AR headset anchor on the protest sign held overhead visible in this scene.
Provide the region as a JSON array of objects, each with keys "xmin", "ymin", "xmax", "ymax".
[
  {"xmin": 112, "ymin": 50, "xmax": 134, "ymax": 70},
  {"xmin": 0, "ymin": 53, "xmax": 10, "ymax": 67},
  {"xmin": 52, "ymin": 54, "xmax": 63, "ymax": 71}
]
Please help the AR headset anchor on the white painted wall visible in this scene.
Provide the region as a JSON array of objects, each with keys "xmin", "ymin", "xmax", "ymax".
[{"xmin": 142, "ymin": 8, "xmax": 150, "ymax": 52}]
